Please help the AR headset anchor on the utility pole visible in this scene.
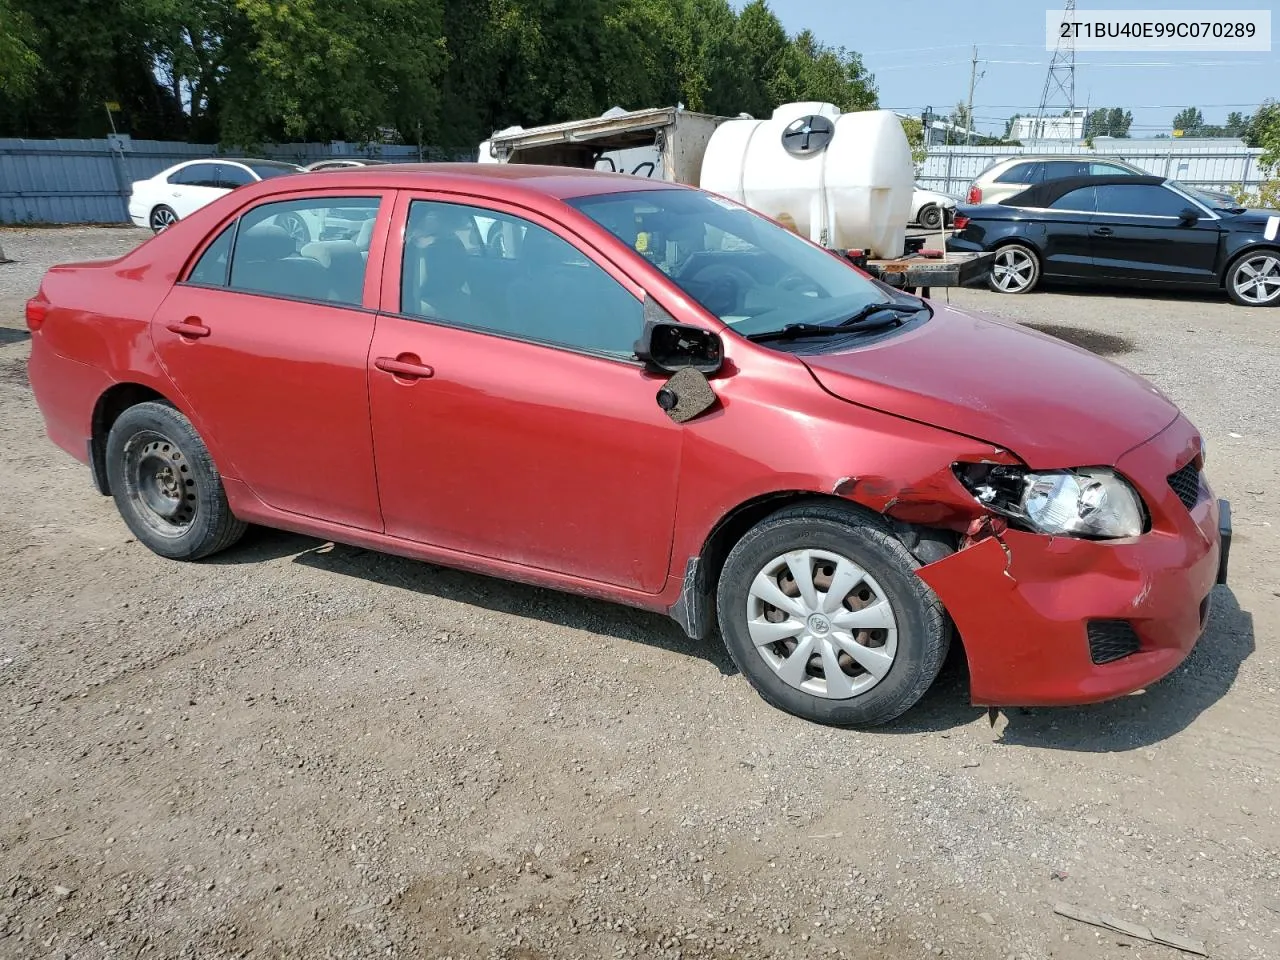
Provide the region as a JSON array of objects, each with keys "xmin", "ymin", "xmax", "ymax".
[
  {"xmin": 1035, "ymin": 0, "xmax": 1077, "ymax": 142},
  {"xmin": 965, "ymin": 45, "xmax": 978, "ymax": 146}
]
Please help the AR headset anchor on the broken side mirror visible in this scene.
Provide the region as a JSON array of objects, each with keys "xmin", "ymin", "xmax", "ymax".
[{"xmin": 634, "ymin": 320, "xmax": 724, "ymax": 375}]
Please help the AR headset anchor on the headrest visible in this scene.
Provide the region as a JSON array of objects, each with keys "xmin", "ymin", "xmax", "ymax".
[
  {"xmin": 299, "ymin": 240, "xmax": 360, "ymax": 268},
  {"xmin": 237, "ymin": 223, "xmax": 294, "ymax": 262},
  {"xmin": 355, "ymin": 217, "xmax": 375, "ymax": 250}
]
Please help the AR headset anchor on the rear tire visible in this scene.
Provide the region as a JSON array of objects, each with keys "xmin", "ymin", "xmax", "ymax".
[
  {"xmin": 988, "ymin": 242, "xmax": 1041, "ymax": 294},
  {"xmin": 918, "ymin": 205, "xmax": 942, "ymax": 230},
  {"xmin": 105, "ymin": 402, "xmax": 246, "ymax": 560},
  {"xmin": 1224, "ymin": 250, "xmax": 1280, "ymax": 307},
  {"xmin": 716, "ymin": 501, "xmax": 949, "ymax": 728},
  {"xmin": 149, "ymin": 205, "xmax": 178, "ymax": 233}
]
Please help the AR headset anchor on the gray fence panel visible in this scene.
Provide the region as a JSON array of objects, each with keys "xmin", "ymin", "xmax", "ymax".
[
  {"xmin": 918, "ymin": 141, "xmax": 1268, "ymax": 197},
  {"xmin": 0, "ymin": 139, "xmax": 466, "ymax": 224}
]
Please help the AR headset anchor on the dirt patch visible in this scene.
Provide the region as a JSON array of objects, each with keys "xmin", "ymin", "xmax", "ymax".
[
  {"xmin": 0, "ymin": 354, "xmax": 29, "ymax": 385},
  {"xmin": 1022, "ymin": 322, "xmax": 1134, "ymax": 356}
]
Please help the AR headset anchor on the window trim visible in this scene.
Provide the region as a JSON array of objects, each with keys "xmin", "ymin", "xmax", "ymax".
[
  {"xmin": 174, "ymin": 188, "xmax": 394, "ymax": 309},
  {"xmin": 382, "ymin": 190, "xmax": 655, "ymax": 363}
]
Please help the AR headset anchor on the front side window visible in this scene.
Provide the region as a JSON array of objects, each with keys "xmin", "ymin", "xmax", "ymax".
[
  {"xmin": 225, "ymin": 197, "xmax": 380, "ymax": 305},
  {"xmin": 399, "ymin": 200, "xmax": 642, "ymax": 357},
  {"xmin": 244, "ymin": 161, "xmax": 300, "ymax": 180},
  {"xmin": 168, "ymin": 163, "xmax": 219, "ymax": 187},
  {"xmin": 1042, "ymin": 160, "xmax": 1090, "ymax": 180},
  {"xmin": 568, "ymin": 188, "xmax": 897, "ymax": 339},
  {"xmin": 216, "ymin": 164, "xmax": 254, "ymax": 189},
  {"xmin": 1094, "ymin": 184, "xmax": 1190, "ymax": 217},
  {"xmin": 994, "ymin": 162, "xmax": 1040, "ymax": 184}
]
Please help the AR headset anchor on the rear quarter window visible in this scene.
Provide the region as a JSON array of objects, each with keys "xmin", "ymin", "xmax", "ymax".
[{"xmin": 994, "ymin": 162, "xmax": 1041, "ymax": 184}]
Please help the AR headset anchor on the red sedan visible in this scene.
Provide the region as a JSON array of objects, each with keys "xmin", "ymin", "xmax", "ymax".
[{"xmin": 25, "ymin": 165, "xmax": 1231, "ymax": 726}]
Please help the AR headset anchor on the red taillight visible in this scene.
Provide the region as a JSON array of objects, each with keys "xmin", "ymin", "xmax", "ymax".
[
  {"xmin": 966, "ymin": 185, "xmax": 982, "ymax": 204},
  {"xmin": 953, "ymin": 214, "xmax": 970, "ymax": 230},
  {"xmin": 25, "ymin": 298, "xmax": 47, "ymax": 331}
]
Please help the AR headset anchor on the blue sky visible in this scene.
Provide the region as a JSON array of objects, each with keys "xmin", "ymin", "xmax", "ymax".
[{"xmin": 758, "ymin": 0, "xmax": 1279, "ymax": 135}]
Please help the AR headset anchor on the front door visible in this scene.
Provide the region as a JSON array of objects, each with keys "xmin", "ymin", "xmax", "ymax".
[
  {"xmin": 367, "ymin": 194, "xmax": 683, "ymax": 593},
  {"xmin": 1088, "ymin": 183, "xmax": 1222, "ymax": 285},
  {"xmin": 152, "ymin": 191, "xmax": 391, "ymax": 530}
]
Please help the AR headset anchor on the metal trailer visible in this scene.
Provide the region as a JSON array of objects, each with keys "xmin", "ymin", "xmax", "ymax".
[{"xmin": 481, "ymin": 106, "xmax": 992, "ymax": 292}]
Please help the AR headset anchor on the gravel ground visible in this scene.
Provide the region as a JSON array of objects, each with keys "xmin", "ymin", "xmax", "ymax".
[{"xmin": 1, "ymin": 226, "xmax": 1278, "ymax": 960}]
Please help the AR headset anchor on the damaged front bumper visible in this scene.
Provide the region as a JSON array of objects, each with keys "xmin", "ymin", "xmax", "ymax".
[{"xmin": 916, "ymin": 420, "xmax": 1227, "ymax": 707}]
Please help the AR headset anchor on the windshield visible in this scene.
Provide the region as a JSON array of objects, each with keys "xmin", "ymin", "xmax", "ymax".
[
  {"xmin": 1170, "ymin": 180, "xmax": 1239, "ymax": 211},
  {"xmin": 566, "ymin": 188, "xmax": 895, "ymax": 337}
]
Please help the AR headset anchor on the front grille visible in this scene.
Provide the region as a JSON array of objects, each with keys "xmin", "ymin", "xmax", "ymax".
[
  {"xmin": 1087, "ymin": 620, "xmax": 1141, "ymax": 665},
  {"xmin": 1167, "ymin": 460, "xmax": 1202, "ymax": 511}
]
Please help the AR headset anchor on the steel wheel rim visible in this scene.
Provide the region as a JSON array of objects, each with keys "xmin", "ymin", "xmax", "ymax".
[
  {"xmin": 151, "ymin": 208, "xmax": 176, "ymax": 232},
  {"xmin": 920, "ymin": 207, "xmax": 940, "ymax": 229},
  {"xmin": 991, "ymin": 248, "xmax": 1034, "ymax": 292},
  {"xmin": 123, "ymin": 431, "xmax": 198, "ymax": 538},
  {"xmin": 745, "ymin": 548, "xmax": 899, "ymax": 699},
  {"xmin": 1233, "ymin": 255, "xmax": 1280, "ymax": 305}
]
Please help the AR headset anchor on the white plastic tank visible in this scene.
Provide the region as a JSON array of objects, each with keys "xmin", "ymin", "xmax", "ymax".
[
  {"xmin": 699, "ymin": 102, "xmax": 913, "ymax": 258},
  {"xmin": 477, "ymin": 126, "xmax": 524, "ymax": 163}
]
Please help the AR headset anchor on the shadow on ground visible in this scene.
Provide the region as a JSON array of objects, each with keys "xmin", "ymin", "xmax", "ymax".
[
  {"xmin": 1021, "ymin": 322, "xmax": 1134, "ymax": 357},
  {"xmin": 0, "ymin": 327, "xmax": 31, "ymax": 347},
  {"xmin": 211, "ymin": 529, "xmax": 1251, "ymax": 749},
  {"xmin": 211, "ymin": 527, "xmax": 740, "ymax": 677}
]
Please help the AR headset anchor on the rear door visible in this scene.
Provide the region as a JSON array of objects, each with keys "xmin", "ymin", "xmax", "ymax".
[
  {"xmin": 1088, "ymin": 184, "xmax": 1221, "ymax": 285},
  {"xmin": 1022, "ymin": 184, "xmax": 1098, "ymax": 279},
  {"xmin": 152, "ymin": 190, "xmax": 392, "ymax": 529},
  {"xmin": 366, "ymin": 192, "xmax": 683, "ymax": 593},
  {"xmin": 166, "ymin": 162, "xmax": 228, "ymax": 219}
]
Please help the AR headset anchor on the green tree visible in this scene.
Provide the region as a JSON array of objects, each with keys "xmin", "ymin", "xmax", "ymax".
[
  {"xmin": 0, "ymin": 0, "xmax": 40, "ymax": 95},
  {"xmin": 1084, "ymin": 106, "xmax": 1132, "ymax": 138},
  {"xmin": 1172, "ymin": 106, "xmax": 1204, "ymax": 135},
  {"xmin": 732, "ymin": 0, "xmax": 791, "ymax": 119}
]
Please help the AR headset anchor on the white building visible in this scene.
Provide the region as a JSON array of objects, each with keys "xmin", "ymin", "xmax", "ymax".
[{"xmin": 1013, "ymin": 110, "xmax": 1086, "ymax": 141}]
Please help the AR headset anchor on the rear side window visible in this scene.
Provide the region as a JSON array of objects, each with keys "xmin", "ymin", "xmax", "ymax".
[
  {"xmin": 994, "ymin": 161, "xmax": 1041, "ymax": 184},
  {"xmin": 1095, "ymin": 184, "xmax": 1191, "ymax": 217},
  {"xmin": 188, "ymin": 225, "xmax": 236, "ymax": 286},
  {"xmin": 220, "ymin": 197, "xmax": 380, "ymax": 305},
  {"xmin": 168, "ymin": 163, "xmax": 220, "ymax": 188},
  {"xmin": 1048, "ymin": 186, "xmax": 1098, "ymax": 211}
]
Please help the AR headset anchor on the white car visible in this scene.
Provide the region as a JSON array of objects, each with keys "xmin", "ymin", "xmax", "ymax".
[
  {"xmin": 302, "ymin": 158, "xmax": 390, "ymax": 172},
  {"xmin": 909, "ymin": 185, "xmax": 959, "ymax": 230},
  {"xmin": 128, "ymin": 158, "xmax": 302, "ymax": 234}
]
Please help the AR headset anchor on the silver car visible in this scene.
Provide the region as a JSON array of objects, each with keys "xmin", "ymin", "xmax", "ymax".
[{"xmin": 966, "ymin": 155, "xmax": 1237, "ymax": 207}]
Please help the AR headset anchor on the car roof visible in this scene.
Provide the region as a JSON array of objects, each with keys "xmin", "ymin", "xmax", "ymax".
[
  {"xmin": 277, "ymin": 162, "xmax": 685, "ymax": 200},
  {"xmin": 1003, "ymin": 173, "xmax": 1166, "ymax": 208}
]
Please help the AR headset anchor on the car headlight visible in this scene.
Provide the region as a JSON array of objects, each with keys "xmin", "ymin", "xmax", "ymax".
[{"xmin": 954, "ymin": 464, "xmax": 1146, "ymax": 539}]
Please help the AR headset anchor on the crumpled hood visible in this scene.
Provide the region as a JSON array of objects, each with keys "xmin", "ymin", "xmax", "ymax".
[{"xmin": 801, "ymin": 303, "xmax": 1179, "ymax": 470}]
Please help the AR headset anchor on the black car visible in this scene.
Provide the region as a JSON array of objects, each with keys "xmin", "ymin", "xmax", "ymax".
[{"xmin": 948, "ymin": 174, "xmax": 1280, "ymax": 307}]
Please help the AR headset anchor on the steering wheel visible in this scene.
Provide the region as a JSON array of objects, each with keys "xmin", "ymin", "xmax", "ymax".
[
  {"xmin": 777, "ymin": 270, "xmax": 829, "ymax": 298},
  {"xmin": 681, "ymin": 262, "xmax": 757, "ymax": 315}
]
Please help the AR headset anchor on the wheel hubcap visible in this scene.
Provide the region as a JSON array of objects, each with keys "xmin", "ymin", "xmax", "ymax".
[
  {"xmin": 126, "ymin": 433, "xmax": 197, "ymax": 537},
  {"xmin": 1234, "ymin": 255, "xmax": 1280, "ymax": 305},
  {"xmin": 746, "ymin": 549, "xmax": 899, "ymax": 700},
  {"xmin": 153, "ymin": 209, "xmax": 175, "ymax": 231},
  {"xmin": 992, "ymin": 248, "xmax": 1034, "ymax": 292}
]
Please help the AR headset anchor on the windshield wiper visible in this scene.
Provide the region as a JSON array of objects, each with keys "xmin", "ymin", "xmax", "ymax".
[{"xmin": 745, "ymin": 301, "xmax": 927, "ymax": 343}]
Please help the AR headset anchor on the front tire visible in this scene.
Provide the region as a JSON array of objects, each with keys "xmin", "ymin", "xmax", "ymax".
[
  {"xmin": 1225, "ymin": 250, "xmax": 1280, "ymax": 307},
  {"xmin": 918, "ymin": 205, "xmax": 942, "ymax": 230},
  {"xmin": 716, "ymin": 501, "xmax": 949, "ymax": 727},
  {"xmin": 988, "ymin": 242, "xmax": 1041, "ymax": 294},
  {"xmin": 150, "ymin": 205, "xmax": 178, "ymax": 233},
  {"xmin": 105, "ymin": 402, "xmax": 246, "ymax": 560}
]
